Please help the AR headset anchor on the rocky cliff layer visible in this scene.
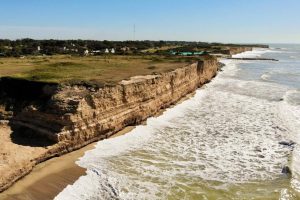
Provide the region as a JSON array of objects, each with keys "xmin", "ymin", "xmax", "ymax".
[
  {"xmin": 228, "ymin": 47, "xmax": 253, "ymax": 55},
  {"xmin": 0, "ymin": 56, "xmax": 218, "ymax": 193},
  {"xmin": 213, "ymin": 47, "xmax": 253, "ymax": 56},
  {"xmin": 11, "ymin": 57, "xmax": 218, "ymax": 143}
]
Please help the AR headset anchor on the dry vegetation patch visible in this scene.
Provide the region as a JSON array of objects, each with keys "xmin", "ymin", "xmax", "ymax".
[{"xmin": 0, "ymin": 55, "xmax": 195, "ymax": 85}]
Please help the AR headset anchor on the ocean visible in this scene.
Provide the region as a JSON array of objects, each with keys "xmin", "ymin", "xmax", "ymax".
[{"xmin": 55, "ymin": 44, "xmax": 300, "ymax": 200}]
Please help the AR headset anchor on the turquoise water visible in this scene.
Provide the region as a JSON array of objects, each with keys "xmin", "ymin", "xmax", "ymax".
[{"xmin": 55, "ymin": 45, "xmax": 300, "ymax": 200}]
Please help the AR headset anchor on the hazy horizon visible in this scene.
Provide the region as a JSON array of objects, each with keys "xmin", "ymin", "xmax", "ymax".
[
  {"xmin": 1, "ymin": 0, "xmax": 299, "ymax": 43},
  {"xmin": 1, "ymin": 38, "xmax": 300, "ymax": 45}
]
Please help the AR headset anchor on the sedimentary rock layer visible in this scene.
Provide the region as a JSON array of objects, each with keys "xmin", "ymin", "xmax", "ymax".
[
  {"xmin": 0, "ymin": 56, "xmax": 218, "ymax": 193},
  {"xmin": 11, "ymin": 57, "xmax": 218, "ymax": 143}
]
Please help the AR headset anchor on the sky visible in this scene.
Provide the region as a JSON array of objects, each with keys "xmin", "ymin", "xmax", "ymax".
[{"xmin": 0, "ymin": 0, "xmax": 299, "ymax": 43}]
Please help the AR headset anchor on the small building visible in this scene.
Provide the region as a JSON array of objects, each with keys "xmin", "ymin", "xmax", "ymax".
[
  {"xmin": 111, "ymin": 48, "xmax": 115, "ymax": 54},
  {"xmin": 84, "ymin": 50, "xmax": 89, "ymax": 56},
  {"xmin": 91, "ymin": 50, "xmax": 101, "ymax": 55},
  {"xmin": 121, "ymin": 47, "xmax": 130, "ymax": 52},
  {"xmin": 169, "ymin": 51, "xmax": 177, "ymax": 55},
  {"xmin": 178, "ymin": 52, "xmax": 193, "ymax": 56},
  {"xmin": 170, "ymin": 51, "xmax": 207, "ymax": 56},
  {"xmin": 37, "ymin": 46, "xmax": 41, "ymax": 51},
  {"xmin": 105, "ymin": 48, "xmax": 109, "ymax": 53}
]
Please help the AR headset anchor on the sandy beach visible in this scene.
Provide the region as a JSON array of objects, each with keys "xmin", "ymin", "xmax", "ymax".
[{"xmin": 0, "ymin": 126, "xmax": 135, "ymax": 200}]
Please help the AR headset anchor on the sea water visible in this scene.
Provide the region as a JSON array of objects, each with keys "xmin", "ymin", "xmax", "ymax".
[{"xmin": 55, "ymin": 44, "xmax": 300, "ymax": 200}]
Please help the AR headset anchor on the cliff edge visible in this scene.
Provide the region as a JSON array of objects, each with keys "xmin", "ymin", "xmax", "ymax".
[{"xmin": 0, "ymin": 55, "xmax": 219, "ymax": 192}]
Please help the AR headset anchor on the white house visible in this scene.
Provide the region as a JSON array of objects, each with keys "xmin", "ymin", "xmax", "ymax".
[
  {"xmin": 111, "ymin": 48, "xmax": 115, "ymax": 54},
  {"xmin": 84, "ymin": 50, "xmax": 89, "ymax": 56},
  {"xmin": 105, "ymin": 48, "xmax": 109, "ymax": 53},
  {"xmin": 121, "ymin": 47, "xmax": 130, "ymax": 52}
]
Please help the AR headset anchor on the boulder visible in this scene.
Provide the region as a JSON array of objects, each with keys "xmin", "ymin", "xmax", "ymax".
[
  {"xmin": 282, "ymin": 166, "xmax": 291, "ymax": 175},
  {"xmin": 279, "ymin": 141, "xmax": 296, "ymax": 147}
]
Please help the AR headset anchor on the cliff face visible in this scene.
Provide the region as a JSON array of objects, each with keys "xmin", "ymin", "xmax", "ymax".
[
  {"xmin": 10, "ymin": 58, "xmax": 218, "ymax": 145},
  {"xmin": 0, "ymin": 57, "xmax": 218, "ymax": 193},
  {"xmin": 227, "ymin": 47, "xmax": 252, "ymax": 55},
  {"xmin": 213, "ymin": 47, "xmax": 253, "ymax": 56}
]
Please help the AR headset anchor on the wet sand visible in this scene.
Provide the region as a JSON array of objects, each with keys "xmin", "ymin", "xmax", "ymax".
[{"xmin": 0, "ymin": 126, "xmax": 135, "ymax": 200}]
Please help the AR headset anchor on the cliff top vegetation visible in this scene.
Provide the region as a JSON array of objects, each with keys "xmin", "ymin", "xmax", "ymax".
[{"xmin": 0, "ymin": 55, "xmax": 202, "ymax": 85}]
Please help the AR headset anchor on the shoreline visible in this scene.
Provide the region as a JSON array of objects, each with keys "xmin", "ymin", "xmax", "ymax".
[
  {"xmin": 0, "ymin": 126, "xmax": 135, "ymax": 200},
  {"xmin": 0, "ymin": 55, "xmax": 221, "ymax": 194},
  {"xmin": 0, "ymin": 47, "xmax": 258, "ymax": 197},
  {"xmin": 0, "ymin": 91, "xmax": 196, "ymax": 200}
]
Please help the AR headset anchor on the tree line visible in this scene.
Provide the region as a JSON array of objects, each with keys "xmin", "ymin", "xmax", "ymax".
[{"xmin": 0, "ymin": 39, "xmax": 268, "ymax": 57}]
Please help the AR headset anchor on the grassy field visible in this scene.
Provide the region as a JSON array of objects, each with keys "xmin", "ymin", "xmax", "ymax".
[
  {"xmin": 0, "ymin": 55, "xmax": 195, "ymax": 85},
  {"xmin": 141, "ymin": 45, "xmax": 182, "ymax": 53}
]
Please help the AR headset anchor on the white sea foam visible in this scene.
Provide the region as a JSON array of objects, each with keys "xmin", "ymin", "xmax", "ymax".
[
  {"xmin": 261, "ymin": 73, "xmax": 271, "ymax": 81},
  {"xmin": 232, "ymin": 48, "xmax": 269, "ymax": 58},
  {"xmin": 283, "ymin": 90, "xmax": 300, "ymax": 106},
  {"xmin": 278, "ymin": 97, "xmax": 300, "ymax": 196},
  {"xmin": 56, "ymin": 87, "xmax": 292, "ymax": 200}
]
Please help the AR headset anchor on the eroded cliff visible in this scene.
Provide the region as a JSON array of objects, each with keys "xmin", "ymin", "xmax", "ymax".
[
  {"xmin": 11, "ymin": 57, "xmax": 218, "ymax": 143},
  {"xmin": 0, "ymin": 56, "xmax": 218, "ymax": 192}
]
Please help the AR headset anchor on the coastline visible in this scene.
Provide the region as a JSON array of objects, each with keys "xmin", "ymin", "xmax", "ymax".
[
  {"xmin": 52, "ymin": 45, "xmax": 300, "ymax": 199},
  {"xmin": 0, "ymin": 126, "xmax": 135, "ymax": 200},
  {"xmin": 0, "ymin": 92, "xmax": 196, "ymax": 200},
  {"xmin": 0, "ymin": 55, "xmax": 220, "ymax": 193},
  {"xmin": 0, "ymin": 48, "xmax": 254, "ymax": 196}
]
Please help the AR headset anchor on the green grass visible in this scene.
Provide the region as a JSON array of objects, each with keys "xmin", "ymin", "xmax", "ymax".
[{"xmin": 0, "ymin": 55, "xmax": 198, "ymax": 85}]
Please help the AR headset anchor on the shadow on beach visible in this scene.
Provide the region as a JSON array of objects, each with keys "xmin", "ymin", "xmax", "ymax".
[{"xmin": 10, "ymin": 126, "xmax": 55, "ymax": 147}]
